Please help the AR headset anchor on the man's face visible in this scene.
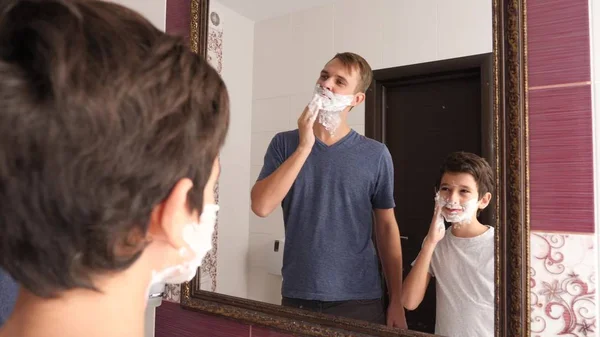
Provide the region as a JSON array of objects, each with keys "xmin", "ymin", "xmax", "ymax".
[{"xmin": 316, "ymin": 59, "xmax": 364, "ymax": 108}]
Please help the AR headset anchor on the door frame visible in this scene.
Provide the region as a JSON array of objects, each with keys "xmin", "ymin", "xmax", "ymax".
[
  {"xmin": 365, "ymin": 52, "xmax": 494, "ymax": 217},
  {"xmin": 365, "ymin": 53, "xmax": 493, "ymax": 164}
]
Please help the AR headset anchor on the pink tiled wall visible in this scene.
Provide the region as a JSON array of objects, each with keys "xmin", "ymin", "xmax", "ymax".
[
  {"xmin": 529, "ymin": 85, "xmax": 594, "ymax": 233},
  {"xmin": 165, "ymin": 0, "xmax": 190, "ymax": 43},
  {"xmin": 528, "ymin": 0, "xmax": 594, "ymax": 234},
  {"xmin": 527, "ymin": 0, "xmax": 597, "ymax": 335},
  {"xmin": 527, "ymin": 0, "xmax": 591, "ymax": 87}
]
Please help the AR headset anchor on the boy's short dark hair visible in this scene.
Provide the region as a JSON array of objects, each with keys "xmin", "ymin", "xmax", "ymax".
[
  {"xmin": 438, "ymin": 151, "xmax": 494, "ymax": 198},
  {"xmin": 0, "ymin": 0, "xmax": 229, "ymax": 298}
]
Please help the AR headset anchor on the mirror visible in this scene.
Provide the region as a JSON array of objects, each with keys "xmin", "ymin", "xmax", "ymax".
[
  {"xmin": 241, "ymin": 0, "xmax": 495, "ymax": 333},
  {"xmin": 176, "ymin": 1, "xmax": 531, "ymax": 337}
]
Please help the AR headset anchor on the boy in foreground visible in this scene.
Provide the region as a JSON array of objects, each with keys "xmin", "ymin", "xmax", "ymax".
[{"xmin": 401, "ymin": 152, "xmax": 494, "ymax": 337}]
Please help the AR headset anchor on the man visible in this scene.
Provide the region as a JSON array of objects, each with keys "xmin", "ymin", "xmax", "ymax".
[
  {"xmin": 0, "ymin": 269, "xmax": 18, "ymax": 327},
  {"xmin": 251, "ymin": 52, "xmax": 406, "ymax": 328}
]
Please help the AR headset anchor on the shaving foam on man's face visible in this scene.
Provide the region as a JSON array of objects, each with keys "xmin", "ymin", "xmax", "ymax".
[{"xmin": 308, "ymin": 85, "xmax": 354, "ymax": 135}]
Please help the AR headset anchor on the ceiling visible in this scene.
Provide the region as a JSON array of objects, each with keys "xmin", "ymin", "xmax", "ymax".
[{"xmin": 216, "ymin": 0, "xmax": 339, "ymax": 22}]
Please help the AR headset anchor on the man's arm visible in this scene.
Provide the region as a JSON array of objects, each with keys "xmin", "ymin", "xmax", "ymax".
[
  {"xmin": 374, "ymin": 208, "xmax": 406, "ymax": 329},
  {"xmin": 374, "ymin": 208, "xmax": 403, "ymax": 303},
  {"xmin": 371, "ymin": 146, "xmax": 406, "ymax": 328},
  {"xmin": 251, "ymin": 106, "xmax": 317, "ymax": 217},
  {"xmin": 251, "ymin": 146, "xmax": 311, "ymax": 217}
]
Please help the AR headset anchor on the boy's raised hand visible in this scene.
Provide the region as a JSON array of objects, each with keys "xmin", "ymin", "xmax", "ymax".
[{"xmin": 424, "ymin": 191, "xmax": 446, "ymax": 246}]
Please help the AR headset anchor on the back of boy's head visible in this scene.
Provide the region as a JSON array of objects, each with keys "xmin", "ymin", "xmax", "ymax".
[
  {"xmin": 438, "ymin": 151, "xmax": 494, "ymax": 198},
  {"xmin": 0, "ymin": 0, "xmax": 229, "ymax": 298}
]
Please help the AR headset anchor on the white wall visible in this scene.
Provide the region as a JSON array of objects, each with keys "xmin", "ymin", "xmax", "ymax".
[
  {"xmin": 248, "ymin": 0, "xmax": 493, "ymax": 304},
  {"xmin": 115, "ymin": 0, "xmax": 254, "ymax": 298},
  {"xmin": 113, "ymin": 0, "xmax": 166, "ymax": 31},
  {"xmin": 211, "ymin": 1, "xmax": 254, "ymax": 298}
]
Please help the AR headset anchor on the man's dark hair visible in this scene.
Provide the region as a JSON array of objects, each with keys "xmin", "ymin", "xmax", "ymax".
[
  {"xmin": 0, "ymin": 0, "xmax": 229, "ymax": 298},
  {"xmin": 438, "ymin": 151, "xmax": 494, "ymax": 198}
]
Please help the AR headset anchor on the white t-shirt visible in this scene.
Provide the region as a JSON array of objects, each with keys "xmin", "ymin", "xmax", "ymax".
[{"xmin": 413, "ymin": 226, "xmax": 495, "ymax": 337}]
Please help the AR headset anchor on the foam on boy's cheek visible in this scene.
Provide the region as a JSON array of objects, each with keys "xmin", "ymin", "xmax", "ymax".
[{"xmin": 441, "ymin": 198, "xmax": 478, "ymax": 224}]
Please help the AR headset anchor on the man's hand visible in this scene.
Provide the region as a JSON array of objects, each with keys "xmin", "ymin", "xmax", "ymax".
[
  {"xmin": 298, "ymin": 96, "xmax": 320, "ymax": 150},
  {"xmin": 386, "ymin": 299, "xmax": 407, "ymax": 329}
]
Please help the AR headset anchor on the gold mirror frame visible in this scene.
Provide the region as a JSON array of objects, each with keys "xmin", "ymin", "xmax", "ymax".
[{"xmin": 181, "ymin": 0, "xmax": 530, "ymax": 336}]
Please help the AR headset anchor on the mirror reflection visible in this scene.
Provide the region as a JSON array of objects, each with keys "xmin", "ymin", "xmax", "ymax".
[{"xmin": 190, "ymin": 0, "xmax": 495, "ymax": 336}]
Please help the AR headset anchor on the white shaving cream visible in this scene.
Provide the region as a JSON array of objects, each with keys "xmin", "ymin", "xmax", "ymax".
[
  {"xmin": 437, "ymin": 195, "xmax": 479, "ymax": 227},
  {"xmin": 308, "ymin": 85, "xmax": 354, "ymax": 135}
]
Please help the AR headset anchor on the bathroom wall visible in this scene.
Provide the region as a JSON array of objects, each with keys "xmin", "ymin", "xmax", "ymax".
[
  {"xmin": 155, "ymin": 2, "xmax": 293, "ymax": 336},
  {"xmin": 528, "ymin": 0, "xmax": 598, "ymax": 335},
  {"xmin": 162, "ymin": 0, "xmax": 254, "ymax": 301},
  {"xmin": 248, "ymin": 0, "xmax": 493, "ymax": 304},
  {"xmin": 117, "ymin": 0, "xmax": 166, "ymax": 30},
  {"xmin": 208, "ymin": 0, "xmax": 254, "ymax": 300}
]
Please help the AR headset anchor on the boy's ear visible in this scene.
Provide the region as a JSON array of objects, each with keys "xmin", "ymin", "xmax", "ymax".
[{"xmin": 478, "ymin": 192, "xmax": 492, "ymax": 209}]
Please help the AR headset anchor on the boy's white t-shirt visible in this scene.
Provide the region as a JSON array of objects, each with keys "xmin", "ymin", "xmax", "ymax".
[{"xmin": 414, "ymin": 226, "xmax": 495, "ymax": 337}]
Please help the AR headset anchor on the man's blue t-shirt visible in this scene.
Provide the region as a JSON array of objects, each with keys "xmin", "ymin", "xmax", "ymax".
[
  {"xmin": 0, "ymin": 268, "xmax": 18, "ymax": 327},
  {"xmin": 257, "ymin": 129, "xmax": 395, "ymax": 301}
]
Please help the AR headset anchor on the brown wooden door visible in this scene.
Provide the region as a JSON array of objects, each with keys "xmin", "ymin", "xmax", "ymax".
[{"xmin": 366, "ymin": 54, "xmax": 493, "ymax": 334}]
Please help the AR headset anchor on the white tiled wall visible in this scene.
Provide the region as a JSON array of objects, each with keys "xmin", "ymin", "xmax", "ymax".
[
  {"xmin": 211, "ymin": 1, "xmax": 254, "ymax": 298},
  {"xmin": 248, "ymin": 0, "xmax": 493, "ymax": 303},
  {"xmin": 115, "ymin": 0, "xmax": 166, "ymax": 31}
]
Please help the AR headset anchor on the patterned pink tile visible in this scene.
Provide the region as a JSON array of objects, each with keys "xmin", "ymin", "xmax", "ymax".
[
  {"xmin": 527, "ymin": 0, "xmax": 590, "ymax": 87},
  {"xmin": 530, "ymin": 232, "xmax": 596, "ymax": 336},
  {"xmin": 250, "ymin": 326, "xmax": 295, "ymax": 337},
  {"xmin": 529, "ymin": 85, "xmax": 594, "ymax": 233},
  {"xmin": 156, "ymin": 301, "xmax": 250, "ymax": 337},
  {"xmin": 198, "ymin": 10, "xmax": 224, "ymax": 294}
]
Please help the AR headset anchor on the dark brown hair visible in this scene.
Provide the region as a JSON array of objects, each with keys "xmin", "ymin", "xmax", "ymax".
[
  {"xmin": 330, "ymin": 52, "xmax": 373, "ymax": 93},
  {"xmin": 438, "ymin": 151, "xmax": 494, "ymax": 199},
  {"xmin": 0, "ymin": 0, "xmax": 229, "ymax": 298}
]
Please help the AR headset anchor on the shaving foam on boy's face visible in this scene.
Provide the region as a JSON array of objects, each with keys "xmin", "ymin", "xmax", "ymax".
[
  {"xmin": 308, "ymin": 84, "xmax": 354, "ymax": 135},
  {"xmin": 438, "ymin": 196, "xmax": 478, "ymax": 225}
]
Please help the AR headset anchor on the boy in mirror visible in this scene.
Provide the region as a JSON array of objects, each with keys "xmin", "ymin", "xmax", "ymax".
[{"xmin": 402, "ymin": 151, "xmax": 495, "ymax": 337}]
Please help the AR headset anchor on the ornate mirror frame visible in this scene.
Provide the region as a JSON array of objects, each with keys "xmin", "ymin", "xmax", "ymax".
[{"xmin": 180, "ymin": 0, "xmax": 530, "ymax": 336}]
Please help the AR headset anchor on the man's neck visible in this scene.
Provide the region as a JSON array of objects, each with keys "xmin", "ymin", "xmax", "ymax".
[
  {"xmin": 313, "ymin": 122, "xmax": 351, "ymax": 146},
  {"xmin": 0, "ymin": 274, "xmax": 148, "ymax": 337}
]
